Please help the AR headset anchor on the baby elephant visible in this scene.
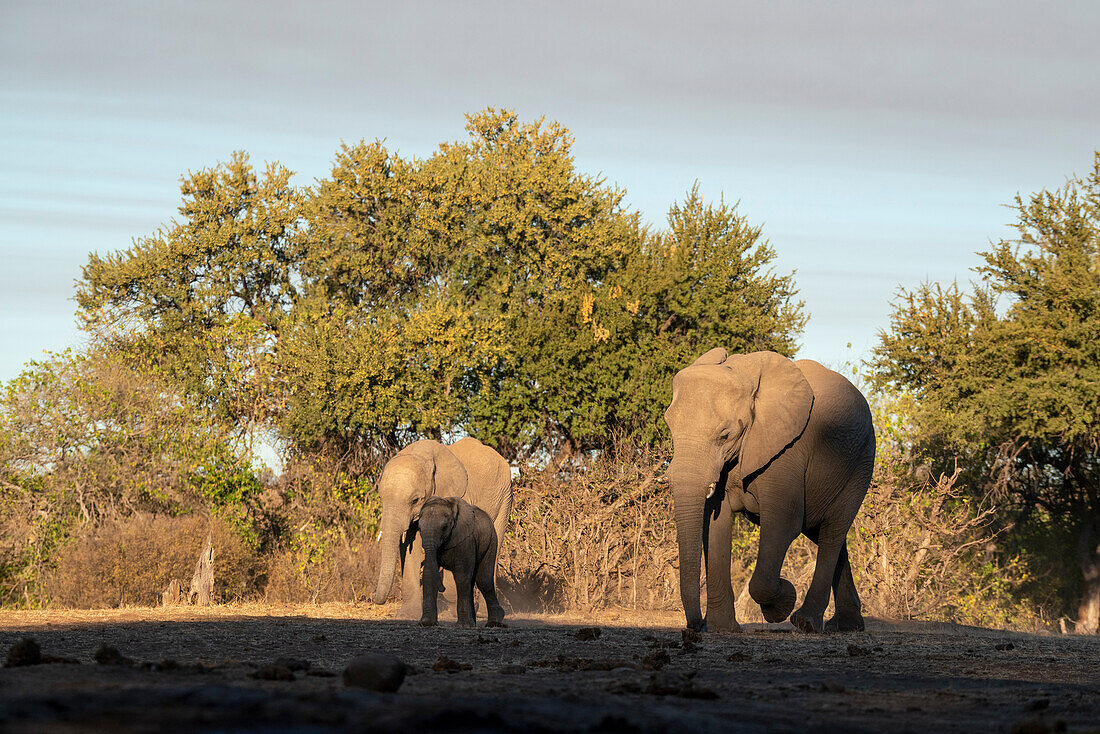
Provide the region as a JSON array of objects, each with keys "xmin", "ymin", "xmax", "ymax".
[{"xmin": 417, "ymin": 496, "xmax": 506, "ymax": 628}]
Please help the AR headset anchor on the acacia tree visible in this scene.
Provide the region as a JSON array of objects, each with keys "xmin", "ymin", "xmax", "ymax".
[
  {"xmin": 76, "ymin": 152, "xmax": 303, "ymax": 437},
  {"xmin": 871, "ymin": 152, "xmax": 1100, "ymax": 632}
]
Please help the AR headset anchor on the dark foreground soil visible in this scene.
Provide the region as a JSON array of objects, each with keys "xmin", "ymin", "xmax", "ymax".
[{"xmin": 0, "ymin": 604, "xmax": 1097, "ymax": 733}]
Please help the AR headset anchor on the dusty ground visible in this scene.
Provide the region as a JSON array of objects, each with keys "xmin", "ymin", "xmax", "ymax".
[{"xmin": 0, "ymin": 603, "xmax": 1097, "ymax": 733}]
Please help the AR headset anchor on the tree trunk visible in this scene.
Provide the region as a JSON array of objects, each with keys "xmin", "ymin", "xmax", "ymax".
[
  {"xmin": 161, "ymin": 579, "xmax": 185, "ymax": 607},
  {"xmin": 188, "ymin": 534, "xmax": 214, "ymax": 606}
]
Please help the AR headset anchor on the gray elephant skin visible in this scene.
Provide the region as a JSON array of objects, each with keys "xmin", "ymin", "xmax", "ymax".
[
  {"xmin": 664, "ymin": 348, "xmax": 875, "ymax": 633},
  {"xmin": 372, "ymin": 437, "xmax": 512, "ymax": 615},
  {"xmin": 417, "ymin": 496, "xmax": 506, "ymax": 628}
]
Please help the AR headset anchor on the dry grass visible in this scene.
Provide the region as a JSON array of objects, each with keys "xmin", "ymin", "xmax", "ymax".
[
  {"xmin": 46, "ymin": 513, "xmax": 263, "ymax": 608},
  {"xmin": 262, "ymin": 539, "xmax": 383, "ymax": 604}
]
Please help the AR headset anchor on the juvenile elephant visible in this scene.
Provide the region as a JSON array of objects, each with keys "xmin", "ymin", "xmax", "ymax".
[
  {"xmin": 664, "ymin": 348, "xmax": 875, "ymax": 633},
  {"xmin": 417, "ymin": 496, "xmax": 506, "ymax": 628},
  {"xmin": 372, "ymin": 437, "xmax": 512, "ymax": 617}
]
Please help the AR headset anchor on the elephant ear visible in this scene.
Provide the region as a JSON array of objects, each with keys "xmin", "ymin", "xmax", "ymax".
[
  {"xmin": 727, "ymin": 351, "xmax": 814, "ymax": 481},
  {"xmin": 429, "ymin": 443, "xmax": 469, "ymax": 500},
  {"xmin": 692, "ymin": 347, "xmax": 729, "ymax": 366}
]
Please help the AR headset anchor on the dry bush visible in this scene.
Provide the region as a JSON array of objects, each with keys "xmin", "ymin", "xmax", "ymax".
[
  {"xmin": 262, "ymin": 535, "xmax": 382, "ymax": 604},
  {"xmin": 47, "ymin": 513, "xmax": 263, "ymax": 608},
  {"xmin": 258, "ymin": 451, "xmax": 384, "ymax": 604},
  {"xmin": 505, "ymin": 440, "xmax": 1041, "ymax": 630},
  {"xmin": 504, "ymin": 441, "xmax": 679, "ymax": 612},
  {"xmin": 730, "ymin": 461, "xmax": 1044, "ymax": 629}
]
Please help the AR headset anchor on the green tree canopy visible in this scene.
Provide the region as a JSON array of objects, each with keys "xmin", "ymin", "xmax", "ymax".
[
  {"xmin": 76, "ymin": 109, "xmax": 805, "ymax": 463},
  {"xmin": 871, "ymin": 152, "xmax": 1100, "ymax": 632},
  {"xmin": 76, "ymin": 152, "xmax": 302, "ymax": 433}
]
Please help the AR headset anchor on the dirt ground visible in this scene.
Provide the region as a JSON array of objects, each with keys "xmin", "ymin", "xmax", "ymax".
[{"xmin": 0, "ymin": 603, "xmax": 1097, "ymax": 733}]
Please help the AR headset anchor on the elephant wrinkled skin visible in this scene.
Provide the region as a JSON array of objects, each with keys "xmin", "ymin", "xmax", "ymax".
[
  {"xmin": 664, "ymin": 348, "xmax": 875, "ymax": 634},
  {"xmin": 417, "ymin": 496, "xmax": 506, "ymax": 628},
  {"xmin": 372, "ymin": 438, "xmax": 512, "ymax": 617}
]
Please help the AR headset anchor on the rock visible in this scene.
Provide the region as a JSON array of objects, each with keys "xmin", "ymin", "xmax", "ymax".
[
  {"xmin": 847, "ymin": 644, "xmax": 871, "ymax": 657},
  {"xmin": 273, "ymin": 657, "xmax": 311, "ymax": 672},
  {"xmin": 680, "ymin": 628, "xmax": 702, "ymax": 652},
  {"xmin": 640, "ymin": 650, "xmax": 670, "ymax": 670},
  {"xmin": 726, "ymin": 651, "xmax": 752, "ymax": 662},
  {"xmin": 6, "ymin": 637, "xmax": 42, "ymax": 667},
  {"xmin": 431, "ymin": 655, "xmax": 472, "ymax": 673},
  {"xmin": 499, "ymin": 664, "xmax": 526, "ymax": 674},
  {"xmin": 996, "ymin": 642, "xmax": 1017, "ymax": 651},
  {"xmin": 94, "ymin": 644, "xmax": 134, "ymax": 666},
  {"xmin": 573, "ymin": 627, "xmax": 602, "ymax": 641},
  {"xmin": 250, "ymin": 664, "xmax": 295, "ymax": 681},
  {"xmin": 646, "ymin": 671, "xmax": 718, "ymax": 699},
  {"xmin": 1011, "ymin": 717, "xmax": 1067, "ymax": 734},
  {"xmin": 343, "ymin": 653, "xmax": 407, "ymax": 691}
]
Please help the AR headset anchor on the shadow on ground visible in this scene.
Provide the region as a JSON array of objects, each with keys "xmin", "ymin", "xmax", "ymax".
[{"xmin": 0, "ymin": 608, "xmax": 1097, "ymax": 733}]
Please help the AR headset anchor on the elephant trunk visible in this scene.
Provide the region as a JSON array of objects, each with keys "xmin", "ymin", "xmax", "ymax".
[
  {"xmin": 422, "ymin": 542, "xmax": 443, "ymax": 599},
  {"xmin": 669, "ymin": 449, "xmax": 719, "ymax": 631},
  {"xmin": 668, "ymin": 477, "xmax": 712, "ymax": 633},
  {"xmin": 373, "ymin": 511, "xmax": 409, "ymax": 604}
]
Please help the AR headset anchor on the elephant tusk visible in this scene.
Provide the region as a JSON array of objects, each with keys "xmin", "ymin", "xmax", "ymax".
[{"xmin": 706, "ymin": 482, "xmax": 716, "ymax": 499}]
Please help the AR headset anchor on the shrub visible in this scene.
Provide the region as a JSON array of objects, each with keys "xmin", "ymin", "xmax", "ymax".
[
  {"xmin": 46, "ymin": 513, "xmax": 263, "ymax": 608},
  {"xmin": 504, "ymin": 438, "xmax": 1044, "ymax": 630},
  {"xmin": 503, "ymin": 440, "xmax": 678, "ymax": 612},
  {"xmin": 262, "ymin": 537, "xmax": 382, "ymax": 604}
]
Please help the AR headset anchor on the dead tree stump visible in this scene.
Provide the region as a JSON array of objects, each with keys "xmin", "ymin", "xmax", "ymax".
[
  {"xmin": 161, "ymin": 579, "xmax": 186, "ymax": 607},
  {"xmin": 187, "ymin": 533, "xmax": 215, "ymax": 606}
]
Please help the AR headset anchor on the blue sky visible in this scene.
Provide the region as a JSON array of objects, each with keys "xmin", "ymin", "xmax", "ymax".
[{"xmin": 1, "ymin": 0, "xmax": 1097, "ymax": 382}]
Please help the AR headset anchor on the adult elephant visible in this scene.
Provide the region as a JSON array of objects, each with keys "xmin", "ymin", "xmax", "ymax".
[
  {"xmin": 372, "ymin": 437, "xmax": 512, "ymax": 615},
  {"xmin": 664, "ymin": 348, "xmax": 875, "ymax": 633}
]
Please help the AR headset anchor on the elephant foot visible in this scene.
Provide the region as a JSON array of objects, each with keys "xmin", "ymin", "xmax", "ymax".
[
  {"xmin": 758, "ymin": 579, "xmax": 796, "ymax": 624},
  {"xmin": 456, "ymin": 619, "xmax": 476, "ymax": 629},
  {"xmin": 824, "ymin": 611, "xmax": 865, "ymax": 633},
  {"xmin": 704, "ymin": 608, "xmax": 741, "ymax": 634},
  {"xmin": 418, "ymin": 617, "xmax": 438, "ymax": 627},
  {"xmin": 485, "ymin": 619, "xmax": 507, "ymax": 628},
  {"xmin": 790, "ymin": 607, "xmax": 824, "ymax": 633}
]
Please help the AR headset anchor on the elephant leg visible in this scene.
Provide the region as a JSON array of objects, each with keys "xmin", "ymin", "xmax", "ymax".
[
  {"xmin": 455, "ymin": 569, "xmax": 477, "ymax": 628},
  {"xmin": 492, "ymin": 497, "xmax": 511, "ymax": 573},
  {"xmin": 791, "ymin": 521, "xmax": 847, "ymax": 633},
  {"xmin": 440, "ymin": 568, "xmax": 458, "ymax": 610},
  {"xmin": 749, "ymin": 493, "xmax": 802, "ymax": 624},
  {"xmin": 476, "ymin": 549, "xmax": 506, "ymax": 627},
  {"xmin": 399, "ymin": 533, "xmax": 424, "ymax": 619},
  {"xmin": 824, "ymin": 542, "xmax": 865, "ymax": 632},
  {"xmin": 702, "ymin": 495, "xmax": 739, "ymax": 633}
]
